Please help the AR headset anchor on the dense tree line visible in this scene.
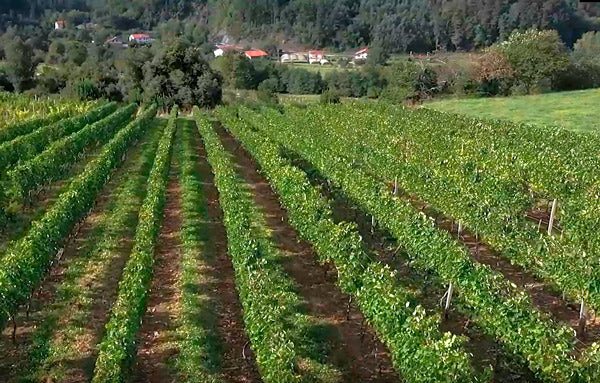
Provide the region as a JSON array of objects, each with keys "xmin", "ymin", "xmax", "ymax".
[{"xmin": 1, "ymin": 1, "xmax": 599, "ymax": 52}]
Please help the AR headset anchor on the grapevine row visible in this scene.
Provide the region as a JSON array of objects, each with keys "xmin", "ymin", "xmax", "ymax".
[
  {"xmin": 5, "ymin": 104, "xmax": 137, "ymax": 202},
  {"xmin": 92, "ymin": 106, "xmax": 176, "ymax": 383},
  {"xmin": 383, "ymin": 105, "xmax": 600, "ymax": 285},
  {"xmin": 0, "ymin": 104, "xmax": 157, "ymax": 330},
  {"xmin": 239, "ymin": 106, "xmax": 600, "ymax": 383},
  {"xmin": 0, "ymin": 102, "xmax": 117, "ymax": 174},
  {"xmin": 217, "ymin": 108, "xmax": 478, "ymax": 383},
  {"xmin": 0, "ymin": 111, "xmax": 70, "ymax": 145},
  {"xmin": 279, "ymin": 103, "xmax": 600, "ymax": 313},
  {"xmin": 194, "ymin": 109, "xmax": 340, "ymax": 383}
]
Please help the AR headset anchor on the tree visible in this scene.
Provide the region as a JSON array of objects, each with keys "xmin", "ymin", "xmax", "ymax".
[
  {"xmin": 4, "ymin": 37, "xmax": 34, "ymax": 92},
  {"xmin": 573, "ymin": 31, "xmax": 600, "ymax": 65},
  {"xmin": 142, "ymin": 40, "xmax": 222, "ymax": 108},
  {"xmin": 367, "ymin": 40, "xmax": 390, "ymax": 66},
  {"xmin": 495, "ymin": 29, "xmax": 569, "ymax": 92},
  {"xmin": 382, "ymin": 60, "xmax": 438, "ymax": 102},
  {"xmin": 66, "ymin": 41, "xmax": 88, "ymax": 66}
]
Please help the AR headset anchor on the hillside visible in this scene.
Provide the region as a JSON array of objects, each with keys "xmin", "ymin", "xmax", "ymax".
[{"xmin": 1, "ymin": 0, "xmax": 600, "ymax": 52}]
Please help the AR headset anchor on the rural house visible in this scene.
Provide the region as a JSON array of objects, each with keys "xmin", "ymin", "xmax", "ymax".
[
  {"xmin": 354, "ymin": 48, "xmax": 369, "ymax": 61},
  {"xmin": 309, "ymin": 50, "xmax": 329, "ymax": 65},
  {"xmin": 245, "ymin": 49, "xmax": 269, "ymax": 60},
  {"xmin": 281, "ymin": 52, "xmax": 308, "ymax": 63},
  {"xmin": 54, "ymin": 20, "xmax": 66, "ymax": 30},
  {"xmin": 128, "ymin": 34, "xmax": 154, "ymax": 44},
  {"xmin": 213, "ymin": 44, "xmax": 243, "ymax": 57}
]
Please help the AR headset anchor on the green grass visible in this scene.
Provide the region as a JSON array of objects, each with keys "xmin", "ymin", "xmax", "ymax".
[
  {"xmin": 174, "ymin": 118, "xmax": 223, "ymax": 382},
  {"xmin": 426, "ymin": 88, "xmax": 600, "ymax": 133}
]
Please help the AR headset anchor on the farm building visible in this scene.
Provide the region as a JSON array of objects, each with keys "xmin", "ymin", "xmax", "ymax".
[
  {"xmin": 354, "ymin": 48, "xmax": 369, "ymax": 61},
  {"xmin": 214, "ymin": 44, "xmax": 244, "ymax": 57},
  {"xmin": 245, "ymin": 50, "xmax": 269, "ymax": 60},
  {"xmin": 128, "ymin": 34, "xmax": 154, "ymax": 44},
  {"xmin": 281, "ymin": 53, "xmax": 309, "ymax": 63},
  {"xmin": 309, "ymin": 50, "xmax": 330, "ymax": 65}
]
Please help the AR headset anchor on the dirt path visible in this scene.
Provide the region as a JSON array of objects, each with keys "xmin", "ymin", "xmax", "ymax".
[
  {"xmin": 0, "ymin": 126, "xmax": 158, "ymax": 382},
  {"xmin": 218, "ymin": 126, "xmax": 399, "ymax": 383},
  {"xmin": 133, "ymin": 159, "xmax": 182, "ymax": 383},
  {"xmin": 195, "ymin": 126, "xmax": 261, "ymax": 383}
]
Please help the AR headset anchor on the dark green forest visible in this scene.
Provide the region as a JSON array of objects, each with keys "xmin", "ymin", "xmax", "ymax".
[{"xmin": 1, "ymin": 0, "xmax": 600, "ymax": 51}]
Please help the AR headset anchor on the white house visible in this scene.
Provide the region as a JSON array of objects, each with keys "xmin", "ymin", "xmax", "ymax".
[
  {"xmin": 54, "ymin": 20, "xmax": 66, "ymax": 30},
  {"xmin": 354, "ymin": 48, "xmax": 369, "ymax": 61},
  {"xmin": 308, "ymin": 50, "xmax": 329, "ymax": 65},
  {"xmin": 214, "ymin": 44, "xmax": 243, "ymax": 57},
  {"xmin": 281, "ymin": 53, "xmax": 308, "ymax": 63},
  {"xmin": 129, "ymin": 34, "xmax": 154, "ymax": 45}
]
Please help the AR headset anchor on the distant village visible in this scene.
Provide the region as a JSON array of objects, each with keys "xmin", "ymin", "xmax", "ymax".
[
  {"xmin": 213, "ymin": 44, "xmax": 370, "ymax": 65},
  {"xmin": 54, "ymin": 19, "xmax": 369, "ymax": 64}
]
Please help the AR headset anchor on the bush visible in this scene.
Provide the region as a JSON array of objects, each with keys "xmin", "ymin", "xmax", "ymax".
[
  {"xmin": 75, "ymin": 79, "xmax": 101, "ymax": 100},
  {"xmin": 495, "ymin": 29, "xmax": 569, "ymax": 93},
  {"xmin": 381, "ymin": 60, "xmax": 438, "ymax": 102},
  {"xmin": 325, "ymin": 67, "xmax": 385, "ymax": 98},
  {"xmin": 554, "ymin": 62, "xmax": 600, "ymax": 90},
  {"xmin": 280, "ymin": 67, "xmax": 324, "ymax": 94},
  {"xmin": 573, "ymin": 31, "xmax": 600, "ymax": 65},
  {"xmin": 474, "ymin": 50, "xmax": 515, "ymax": 96},
  {"xmin": 320, "ymin": 89, "xmax": 341, "ymax": 104},
  {"xmin": 257, "ymin": 81, "xmax": 279, "ymax": 105}
]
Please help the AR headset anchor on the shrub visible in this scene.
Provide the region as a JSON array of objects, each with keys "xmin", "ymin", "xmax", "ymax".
[
  {"xmin": 495, "ymin": 29, "xmax": 569, "ymax": 93},
  {"xmin": 75, "ymin": 79, "xmax": 101, "ymax": 100},
  {"xmin": 320, "ymin": 89, "xmax": 341, "ymax": 104},
  {"xmin": 381, "ymin": 60, "xmax": 438, "ymax": 102},
  {"xmin": 573, "ymin": 31, "xmax": 600, "ymax": 65}
]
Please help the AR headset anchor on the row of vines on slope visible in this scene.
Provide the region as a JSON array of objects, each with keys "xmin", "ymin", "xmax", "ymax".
[
  {"xmin": 216, "ymin": 107, "xmax": 479, "ymax": 383},
  {"xmin": 0, "ymin": 102, "xmax": 117, "ymax": 175},
  {"xmin": 195, "ymin": 109, "xmax": 342, "ymax": 383},
  {"xmin": 277, "ymin": 103, "xmax": 600, "ymax": 317},
  {"xmin": 92, "ymin": 106, "xmax": 177, "ymax": 383},
  {"xmin": 238, "ymin": 106, "xmax": 600, "ymax": 383},
  {"xmin": 0, "ymin": 104, "xmax": 157, "ymax": 330},
  {"xmin": 5, "ymin": 104, "xmax": 137, "ymax": 202}
]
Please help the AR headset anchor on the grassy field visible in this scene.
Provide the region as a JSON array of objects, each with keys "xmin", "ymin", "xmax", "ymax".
[{"xmin": 426, "ymin": 88, "xmax": 600, "ymax": 133}]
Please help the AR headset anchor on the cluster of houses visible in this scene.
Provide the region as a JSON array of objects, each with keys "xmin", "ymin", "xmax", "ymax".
[
  {"xmin": 55, "ymin": 20, "xmax": 370, "ymax": 61},
  {"xmin": 103, "ymin": 34, "xmax": 155, "ymax": 47},
  {"xmin": 213, "ymin": 45, "xmax": 270, "ymax": 60},
  {"xmin": 214, "ymin": 44, "xmax": 370, "ymax": 64},
  {"xmin": 55, "ymin": 19, "xmax": 155, "ymax": 48}
]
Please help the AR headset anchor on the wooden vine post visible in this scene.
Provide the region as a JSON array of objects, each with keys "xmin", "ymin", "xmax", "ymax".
[
  {"xmin": 548, "ymin": 199, "xmax": 557, "ymax": 235},
  {"xmin": 444, "ymin": 283, "xmax": 454, "ymax": 319},
  {"xmin": 371, "ymin": 215, "xmax": 375, "ymax": 235},
  {"xmin": 578, "ymin": 297, "xmax": 587, "ymax": 337}
]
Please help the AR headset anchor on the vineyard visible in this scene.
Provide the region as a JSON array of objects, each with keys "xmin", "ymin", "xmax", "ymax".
[{"xmin": 0, "ymin": 95, "xmax": 600, "ymax": 383}]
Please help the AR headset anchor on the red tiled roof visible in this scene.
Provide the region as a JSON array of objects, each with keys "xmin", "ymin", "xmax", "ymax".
[
  {"xmin": 356, "ymin": 48, "xmax": 369, "ymax": 55},
  {"xmin": 245, "ymin": 50, "xmax": 269, "ymax": 58},
  {"xmin": 131, "ymin": 34, "xmax": 151, "ymax": 40}
]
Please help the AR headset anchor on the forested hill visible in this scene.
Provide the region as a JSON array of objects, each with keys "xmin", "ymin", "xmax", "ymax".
[{"xmin": 1, "ymin": 0, "xmax": 600, "ymax": 52}]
